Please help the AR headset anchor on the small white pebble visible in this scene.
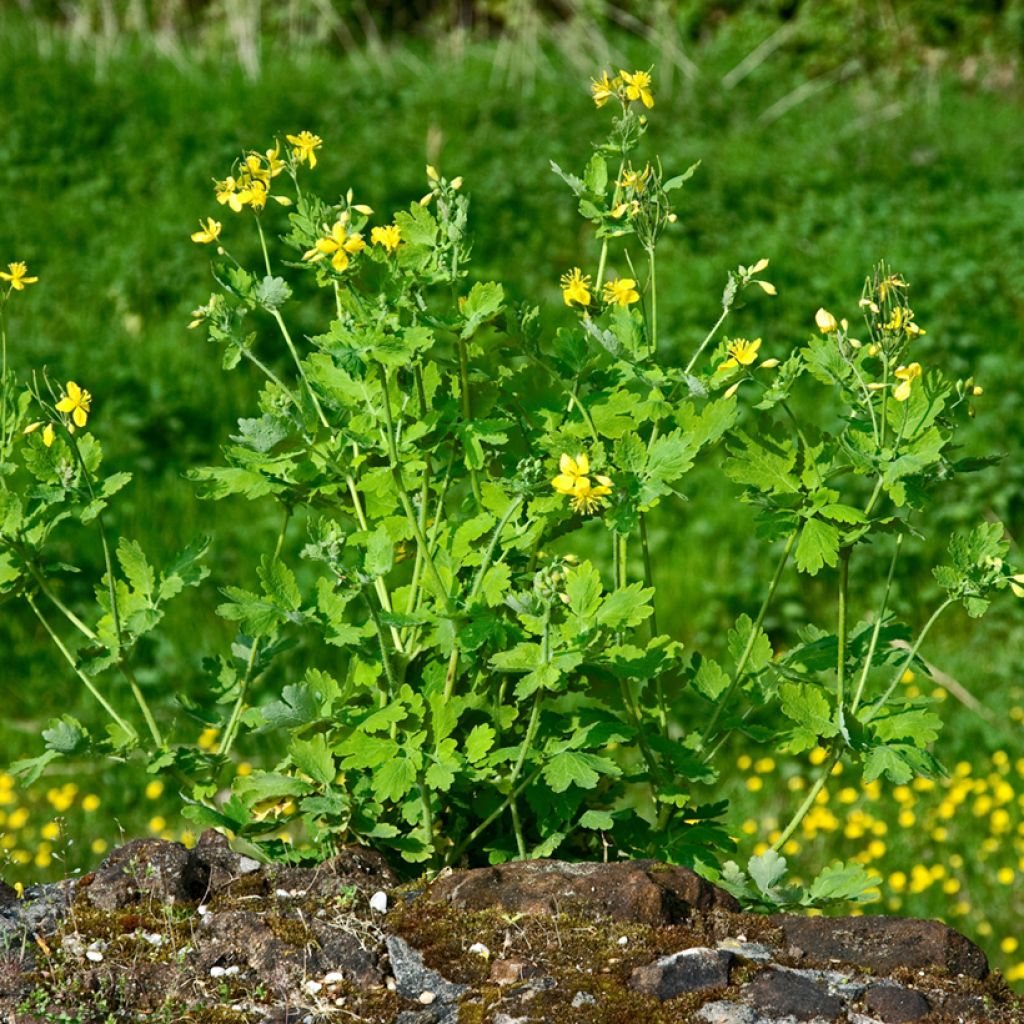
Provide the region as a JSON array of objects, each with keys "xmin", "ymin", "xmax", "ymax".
[
  {"xmin": 275, "ymin": 889, "xmax": 292, "ymax": 899},
  {"xmin": 323, "ymin": 971, "xmax": 345, "ymax": 984},
  {"xmin": 142, "ymin": 932, "xmax": 164, "ymax": 947},
  {"xmin": 85, "ymin": 950, "xmax": 104, "ymax": 963},
  {"xmin": 418, "ymin": 991, "xmax": 436, "ymax": 1005},
  {"xmin": 224, "ymin": 965, "xmax": 240, "ymax": 976},
  {"xmin": 369, "ymin": 890, "xmax": 388, "ymax": 913},
  {"xmin": 238, "ymin": 856, "xmax": 261, "ymax": 873},
  {"xmin": 210, "ymin": 966, "xmax": 226, "ymax": 978},
  {"xmin": 197, "ymin": 904, "xmax": 209, "ymax": 916},
  {"xmin": 385, "ymin": 978, "xmax": 397, "ymax": 991},
  {"xmin": 617, "ymin": 936, "xmax": 629, "ymax": 946},
  {"xmin": 305, "ymin": 980, "xmax": 323, "ymax": 996},
  {"xmin": 468, "ymin": 942, "xmax": 490, "ymax": 958}
]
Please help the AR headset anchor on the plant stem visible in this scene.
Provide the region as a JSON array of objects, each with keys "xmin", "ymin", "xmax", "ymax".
[
  {"xmin": 27, "ymin": 594, "xmax": 136, "ymax": 740},
  {"xmin": 25, "ymin": 559, "xmax": 98, "ymax": 642},
  {"xmin": 850, "ymin": 534, "xmax": 903, "ymax": 715},
  {"xmin": 595, "ymin": 157, "xmax": 627, "ymax": 292},
  {"xmin": 702, "ymin": 529, "xmax": 797, "ymax": 747},
  {"xmin": 771, "ymin": 745, "xmax": 841, "ymax": 852},
  {"xmin": 271, "ymin": 309, "xmax": 329, "ymax": 429},
  {"xmin": 862, "ymin": 598, "xmax": 955, "ymax": 725},
  {"xmin": 363, "ymin": 589, "xmax": 398, "ymax": 708},
  {"xmin": 684, "ymin": 307, "xmax": 730, "ymax": 375},
  {"xmin": 647, "ymin": 246, "xmax": 658, "ymax": 357},
  {"xmin": 255, "ymin": 218, "xmax": 273, "ymax": 277},
  {"xmin": 836, "ymin": 547, "xmax": 851, "ymax": 737},
  {"xmin": 456, "ymin": 337, "xmax": 483, "ymax": 506}
]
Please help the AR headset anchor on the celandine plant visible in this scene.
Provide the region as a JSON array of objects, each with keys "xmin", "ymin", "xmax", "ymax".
[{"xmin": 2, "ymin": 72, "xmax": 1019, "ymax": 902}]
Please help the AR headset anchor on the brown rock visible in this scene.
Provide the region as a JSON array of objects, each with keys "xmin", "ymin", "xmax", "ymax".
[
  {"xmin": 427, "ymin": 859, "xmax": 738, "ymax": 925},
  {"xmin": 488, "ymin": 959, "xmax": 529, "ymax": 985},
  {"xmin": 773, "ymin": 915, "xmax": 988, "ymax": 979},
  {"xmin": 864, "ymin": 983, "xmax": 931, "ymax": 1022},
  {"xmin": 745, "ymin": 966, "xmax": 844, "ymax": 1022},
  {"xmin": 629, "ymin": 947, "xmax": 734, "ymax": 999},
  {"xmin": 79, "ymin": 838, "xmax": 194, "ymax": 910}
]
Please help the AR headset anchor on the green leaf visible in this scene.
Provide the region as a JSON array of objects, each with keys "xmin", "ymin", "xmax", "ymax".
[
  {"xmin": 806, "ymin": 861, "xmax": 880, "ymax": 905},
  {"xmin": 662, "ymin": 161, "xmax": 701, "ymax": 191},
  {"xmin": 364, "ymin": 525, "xmax": 394, "ymax": 578},
  {"xmin": 796, "ymin": 517, "xmax": 840, "ymax": 576},
  {"xmin": 373, "ymin": 757, "xmax": 418, "ymax": 803},
  {"xmin": 579, "ymin": 809, "xmax": 615, "ymax": 830},
  {"xmin": 259, "ymin": 556, "xmax": 301, "ymax": 611},
  {"xmin": 261, "ymin": 682, "xmax": 325, "ymax": 730},
  {"xmin": 465, "ymin": 723, "xmax": 496, "ymax": 764},
  {"xmin": 725, "ymin": 432, "xmax": 799, "ymax": 495},
  {"xmin": 869, "ymin": 704, "xmax": 942, "ymax": 746},
  {"xmin": 461, "ymin": 282, "xmax": 505, "ymax": 338},
  {"xmin": 778, "ymin": 682, "xmax": 838, "ymax": 753},
  {"xmin": 597, "ymin": 583, "xmax": 654, "ymax": 630},
  {"xmin": 117, "ymin": 538, "xmax": 154, "ymax": 600},
  {"xmin": 289, "ymin": 735, "xmax": 336, "ymax": 786},
  {"xmin": 565, "ymin": 561, "xmax": 602, "ymax": 622},
  {"xmin": 43, "ymin": 715, "xmax": 89, "ymax": 755},
  {"xmin": 583, "ymin": 153, "xmax": 608, "ymax": 195},
  {"xmin": 748, "ymin": 849, "xmax": 788, "ymax": 896},
  {"xmin": 727, "ymin": 614, "xmax": 774, "ymax": 675},
  {"xmin": 693, "ymin": 656, "xmax": 730, "ymax": 700},
  {"xmin": 254, "ymin": 275, "xmax": 292, "ymax": 310},
  {"xmin": 543, "ymin": 751, "xmax": 617, "ymax": 793}
]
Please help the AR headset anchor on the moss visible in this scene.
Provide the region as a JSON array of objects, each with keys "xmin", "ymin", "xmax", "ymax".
[{"xmin": 263, "ymin": 912, "xmax": 318, "ymax": 948}]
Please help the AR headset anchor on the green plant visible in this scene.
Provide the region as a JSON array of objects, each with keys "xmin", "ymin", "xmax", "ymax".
[{"xmin": 2, "ymin": 66, "xmax": 1018, "ymax": 905}]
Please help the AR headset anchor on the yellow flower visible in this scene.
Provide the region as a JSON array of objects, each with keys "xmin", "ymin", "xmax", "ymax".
[
  {"xmin": 815, "ymin": 308, "xmax": 838, "ymax": 333},
  {"xmin": 190, "ymin": 218, "xmax": 222, "ymax": 244},
  {"xmin": 718, "ymin": 337, "xmax": 762, "ymax": 371},
  {"xmin": 286, "ymin": 130, "xmax": 322, "ymax": 169},
  {"xmin": 893, "ymin": 362, "xmax": 921, "ymax": 402},
  {"xmin": 215, "ymin": 175, "xmax": 246, "ymax": 212},
  {"xmin": 303, "ymin": 219, "xmax": 366, "ymax": 273},
  {"xmin": 591, "ymin": 71, "xmax": 621, "ymax": 107},
  {"xmin": 551, "ymin": 453, "xmax": 613, "ymax": 515},
  {"xmin": 56, "ymin": 381, "xmax": 91, "ymax": 429},
  {"xmin": 620, "ymin": 69, "xmax": 654, "ymax": 108},
  {"xmin": 0, "ymin": 262, "xmax": 38, "ymax": 291},
  {"xmin": 877, "ymin": 274, "xmax": 906, "ymax": 302},
  {"xmin": 603, "ymin": 278, "xmax": 640, "ymax": 307},
  {"xmin": 619, "ymin": 165, "xmax": 651, "ymax": 193},
  {"xmin": 23, "ymin": 421, "xmax": 56, "ymax": 447},
  {"xmin": 885, "ymin": 306, "xmax": 925, "ymax": 338},
  {"xmin": 371, "ymin": 224, "xmax": 402, "ymax": 254},
  {"xmin": 1008, "ymin": 573, "xmax": 1024, "ymax": 599},
  {"xmin": 560, "ymin": 267, "xmax": 592, "ymax": 307},
  {"xmin": 145, "ymin": 779, "xmax": 164, "ymax": 800}
]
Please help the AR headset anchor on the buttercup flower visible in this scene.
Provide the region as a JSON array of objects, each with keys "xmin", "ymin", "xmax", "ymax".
[
  {"xmin": 718, "ymin": 337, "xmax": 762, "ymax": 371},
  {"xmin": 885, "ymin": 306, "xmax": 925, "ymax": 338},
  {"xmin": 23, "ymin": 421, "xmax": 57, "ymax": 447},
  {"xmin": 56, "ymin": 381, "xmax": 92, "ymax": 429},
  {"xmin": 191, "ymin": 218, "xmax": 222, "ymax": 244},
  {"xmin": 560, "ymin": 267, "xmax": 592, "ymax": 307},
  {"xmin": 893, "ymin": 362, "xmax": 921, "ymax": 402},
  {"xmin": 815, "ymin": 308, "xmax": 838, "ymax": 333},
  {"xmin": 591, "ymin": 71, "xmax": 622, "ymax": 108},
  {"xmin": 620, "ymin": 69, "xmax": 654, "ymax": 108},
  {"xmin": 371, "ymin": 224, "xmax": 402, "ymax": 254},
  {"xmin": 0, "ymin": 262, "xmax": 38, "ymax": 291},
  {"xmin": 552, "ymin": 453, "xmax": 613, "ymax": 515},
  {"xmin": 286, "ymin": 131, "xmax": 322, "ymax": 169},
  {"xmin": 603, "ymin": 278, "xmax": 640, "ymax": 307},
  {"xmin": 303, "ymin": 218, "xmax": 366, "ymax": 273}
]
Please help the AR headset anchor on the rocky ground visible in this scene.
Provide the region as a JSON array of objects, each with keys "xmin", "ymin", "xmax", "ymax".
[{"xmin": 1, "ymin": 832, "xmax": 1022, "ymax": 1023}]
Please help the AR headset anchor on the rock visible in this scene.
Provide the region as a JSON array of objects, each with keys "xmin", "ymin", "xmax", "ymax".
[
  {"xmin": 80, "ymin": 838, "xmax": 194, "ymax": 910},
  {"xmin": 386, "ymin": 934, "xmax": 468, "ymax": 1004},
  {"xmin": 863, "ymin": 983, "xmax": 931, "ymax": 1022},
  {"xmin": 426, "ymin": 859, "xmax": 739, "ymax": 925},
  {"xmin": 0, "ymin": 880, "xmax": 73, "ymax": 949},
  {"xmin": 571, "ymin": 990, "xmax": 596, "ymax": 1007},
  {"xmin": 182, "ymin": 828, "xmax": 248, "ymax": 898},
  {"xmin": 629, "ymin": 947, "xmax": 734, "ymax": 999},
  {"xmin": 773, "ymin": 914, "xmax": 988, "ymax": 979},
  {"xmin": 744, "ymin": 965, "xmax": 845, "ymax": 1022},
  {"xmin": 717, "ymin": 938, "xmax": 775, "ymax": 962},
  {"xmin": 697, "ymin": 1001, "xmax": 757, "ymax": 1024}
]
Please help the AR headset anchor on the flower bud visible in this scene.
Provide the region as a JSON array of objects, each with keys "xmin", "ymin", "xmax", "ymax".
[
  {"xmin": 426, "ymin": 164, "xmax": 439, "ymax": 181},
  {"xmin": 815, "ymin": 308, "xmax": 838, "ymax": 333},
  {"xmin": 759, "ymin": 358, "xmax": 780, "ymax": 369},
  {"xmin": 724, "ymin": 381, "xmax": 740, "ymax": 399},
  {"xmin": 450, "ymin": 176, "xmax": 464, "ymax": 190}
]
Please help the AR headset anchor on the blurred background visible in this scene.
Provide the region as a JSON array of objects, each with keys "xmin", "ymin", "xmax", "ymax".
[{"xmin": 2, "ymin": 0, "xmax": 1024, "ymax": 983}]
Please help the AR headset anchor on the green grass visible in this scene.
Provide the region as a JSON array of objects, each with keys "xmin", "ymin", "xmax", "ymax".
[{"xmin": 1, "ymin": 1, "xmax": 1023, "ymax": 987}]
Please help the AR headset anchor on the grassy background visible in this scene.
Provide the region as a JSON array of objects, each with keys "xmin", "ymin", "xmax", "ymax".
[{"xmin": 2, "ymin": 0, "xmax": 1024, "ymax": 984}]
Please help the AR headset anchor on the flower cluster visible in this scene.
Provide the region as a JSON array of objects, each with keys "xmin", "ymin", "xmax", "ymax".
[
  {"xmin": 591, "ymin": 68, "xmax": 655, "ymax": 109},
  {"xmin": 551, "ymin": 452, "xmax": 614, "ymax": 514},
  {"xmin": 215, "ymin": 141, "xmax": 291, "ymax": 214}
]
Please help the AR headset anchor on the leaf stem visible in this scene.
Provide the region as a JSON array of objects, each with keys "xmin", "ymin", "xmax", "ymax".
[
  {"xmin": 771, "ymin": 745, "xmax": 841, "ymax": 852},
  {"xmin": 702, "ymin": 529, "xmax": 797, "ymax": 748},
  {"xmin": 850, "ymin": 534, "xmax": 903, "ymax": 715}
]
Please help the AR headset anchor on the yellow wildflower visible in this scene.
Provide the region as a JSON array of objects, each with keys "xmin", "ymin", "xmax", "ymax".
[
  {"xmin": 1008, "ymin": 574, "xmax": 1024, "ymax": 599},
  {"xmin": 591, "ymin": 71, "xmax": 621, "ymax": 107},
  {"xmin": 371, "ymin": 224, "xmax": 402, "ymax": 254},
  {"xmin": 303, "ymin": 219, "xmax": 367, "ymax": 273},
  {"xmin": 815, "ymin": 308, "xmax": 838, "ymax": 333},
  {"xmin": 620, "ymin": 69, "xmax": 654, "ymax": 108},
  {"xmin": 885, "ymin": 306, "xmax": 925, "ymax": 338},
  {"xmin": 877, "ymin": 274, "xmax": 906, "ymax": 302},
  {"xmin": 560, "ymin": 267, "xmax": 592, "ymax": 308},
  {"xmin": 0, "ymin": 262, "xmax": 38, "ymax": 291},
  {"xmin": 286, "ymin": 130, "xmax": 322, "ymax": 169},
  {"xmin": 191, "ymin": 218, "xmax": 222, "ymax": 244},
  {"xmin": 551, "ymin": 453, "xmax": 613, "ymax": 515},
  {"xmin": 718, "ymin": 337, "xmax": 762, "ymax": 371},
  {"xmin": 619, "ymin": 165, "xmax": 651, "ymax": 193},
  {"xmin": 893, "ymin": 362, "xmax": 921, "ymax": 402},
  {"xmin": 56, "ymin": 381, "xmax": 91, "ymax": 429},
  {"xmin": 215, "ymin": 175, "xmax": 246, "ymax": 212},
  {"xmin": 23, "ymin": 421, "xmax": 56, "ymax": 447},
  {"xmin": 603, "ymin": 278, "xmax": 640, "ymax": 307}
]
